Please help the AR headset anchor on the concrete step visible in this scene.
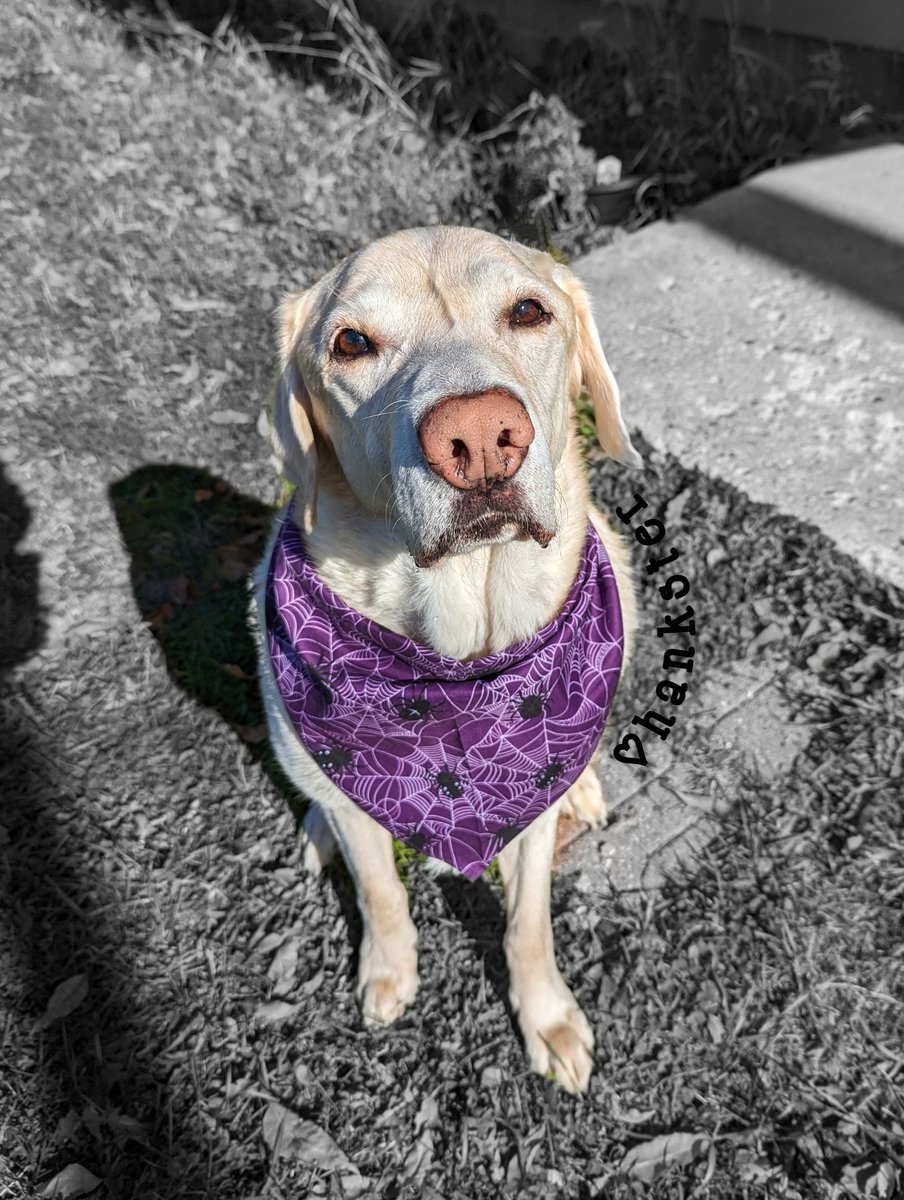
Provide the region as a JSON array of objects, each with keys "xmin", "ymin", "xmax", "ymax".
[
  {"xmin": 562, "ymin": 142, "xmax": 903, "ymax": 895},
  {"xmin": 576, "ymin": 140, "xmax": 904, "ymax": 591}
]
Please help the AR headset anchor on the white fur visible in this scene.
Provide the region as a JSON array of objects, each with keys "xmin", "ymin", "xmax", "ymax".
[{"xmin": 252, "ymin": 226, "xmax": 640, "ymax": 1093}]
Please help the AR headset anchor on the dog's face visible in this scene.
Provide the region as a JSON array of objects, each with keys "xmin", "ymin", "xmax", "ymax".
[{"xmin": 274, "ymin": 226, "xmax": 639, "ymax": 566}]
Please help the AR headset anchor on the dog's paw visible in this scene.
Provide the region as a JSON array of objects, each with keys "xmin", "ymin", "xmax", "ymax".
[
  {"xmin": 299, "ymin": 804, "xmax": 337, "ymax": 874},
  {"xmin": 559, "ymin": 766, "xmax": 607, "ymax": 827},
  {"xmin": 357, "ymin": 927, "xmax": 419, "ymax": 1026},
  {"xmin": 518, "ymin": 993, "xmax": 595, "ymax": 1094}
]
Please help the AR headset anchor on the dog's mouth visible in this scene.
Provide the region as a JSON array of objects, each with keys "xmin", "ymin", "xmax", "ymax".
[{"xmin": 412, "ymin": 483, "xmax": 554, "ymax": 568}]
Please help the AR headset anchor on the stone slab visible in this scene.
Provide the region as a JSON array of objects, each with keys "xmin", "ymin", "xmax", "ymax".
[{"xmin": 576, "ymin": 140, "xmax": 904, "ymax": 591}]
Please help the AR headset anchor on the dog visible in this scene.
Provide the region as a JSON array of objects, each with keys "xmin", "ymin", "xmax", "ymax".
[{"xmin": 252, "ymin": 225, "xmax": 640, "ymax": 1093}]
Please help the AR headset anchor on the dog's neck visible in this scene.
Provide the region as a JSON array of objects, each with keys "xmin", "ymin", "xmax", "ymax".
[{"xmin": 298, "ymin": 437, "xmax": 591, "ymax": 661}]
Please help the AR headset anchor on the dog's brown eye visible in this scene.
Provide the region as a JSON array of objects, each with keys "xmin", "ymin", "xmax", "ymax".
[
  {"xmin": 510, "ymin": 298, "xmax": 548, "ymax": 327},
  {"xmin": 334, "ymin": 329, "xmax": 372, "ymax": 358}
]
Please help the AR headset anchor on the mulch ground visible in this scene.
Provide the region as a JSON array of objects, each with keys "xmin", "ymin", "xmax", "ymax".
[{"xmin": 2, "ymin": 5, "xmax": 903, "ymax": 1198}]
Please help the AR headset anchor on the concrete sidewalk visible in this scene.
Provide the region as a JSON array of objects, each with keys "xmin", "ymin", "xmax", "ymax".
[
  {"xmin": 579, "ymin": 139, "xmax": 904, "ymax": 591},
  {"xmin": 564, "ymin": 140, "xmax": 904, "ymax": 896}
]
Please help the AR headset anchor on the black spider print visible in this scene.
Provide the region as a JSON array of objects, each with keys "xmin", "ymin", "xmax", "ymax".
[
  {"xmin": 398, "ymin": 697, "xmax": 432, "ymax": 721},
  {"xmin": 535, "ymin": 760, "xmax": 564, "ymax": 789},
  {"xmin": 516, "ymin": 690, "xmax": 544, "ymax": 719},
  {"xmin": 498, "ymin": 825, "xmax": 523, "ymax": 846},
  {"xmin": 405, "ymin": 831, "xmax": 428, "ymax": 852},
  {"xmin": 302, "ymin": 656, "xmax": 333, "ymax": 706},
  {"xmin": 435, "ymin": 770, "xmax": 464, "ymax": 799},
  {"xmin": 313, "ymin": 746, "xmax": 352, "ymax": 773}
]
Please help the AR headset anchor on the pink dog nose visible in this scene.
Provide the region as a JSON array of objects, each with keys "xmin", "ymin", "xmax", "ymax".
[{"xmin": 418, "ymin": 391, "xmax": 535, "ymax": 489}]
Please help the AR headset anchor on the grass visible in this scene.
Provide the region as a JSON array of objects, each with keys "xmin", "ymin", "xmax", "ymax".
[
  {"xmin": 1, "ymin": 2, "xmax": 903, "ymax": 1197},
  {"xmin": 103, "ymin": 0, "xmax": 889, "ymax": 254}
]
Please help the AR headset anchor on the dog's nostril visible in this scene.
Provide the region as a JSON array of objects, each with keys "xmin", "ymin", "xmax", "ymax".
[{"xmin": 419, "ymin": 390, "xmax": 535, "ymax": 490}]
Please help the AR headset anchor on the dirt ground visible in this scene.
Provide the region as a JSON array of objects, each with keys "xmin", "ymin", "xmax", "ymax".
[{"xmin": 2, "ymin": 4, "xmax": 903, "ymax": 1198}]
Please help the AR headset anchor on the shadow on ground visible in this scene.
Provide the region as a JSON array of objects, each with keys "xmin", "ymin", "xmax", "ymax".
[
  {"xmin": 691, "ymin": 140, "xmax": 904, "ymax": 320},
  {"xmin": 109, "ymin": 463, "xmax": 274, "ymax": 744},
  {"xmin": 1, "ymin": 465, "xmax": 216, "ymax": 1194}
]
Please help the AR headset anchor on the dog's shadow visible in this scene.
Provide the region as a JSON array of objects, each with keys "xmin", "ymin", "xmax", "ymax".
[
  {"xmin": 109, "ymin": 464, "xmax": 277, "ymax": 755},
  {"xmin": 110, "ymin": 464, "xmax": 516, "ymax": 1020}
]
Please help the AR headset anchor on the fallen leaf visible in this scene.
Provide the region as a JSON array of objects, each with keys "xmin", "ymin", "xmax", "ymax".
[
  {"xmin": 252, "ymin": 929, "xmax": 288, "ymax": 955},
  {"xmin": 233, "ymin": 723, "xmax": 268, "ymax": 744},
  {"xmin": 612, "ymin": 1098, "xmax": 656, "ymax": 1125},
  {"xmin": 746, "ymin": 622, "xmax": 784, "ymax": 655},
  {"xmin": 401, "ymin": 1094, "xmax": 440, "ymax": 1187},
  {"xmin": 164, "ymin": 576, "xmax": 190, "ymax": 605},
  {"xmin": 254, "ymin": 1000, "xmax": 298, "ymax": 1024},
  {"xmin": 262, "ymin": 1105, "xmax": 365, "ymax": 1192},
  {"xmin": 34, "ymin": 975, "xmax": 89, "ymax": 1032},
  {"xmin": 39, "ymin": 1163, "xmax": 102, "ymax": 1197},
  {"xmin": 620, "ymin": 1131, "xmax": 710, "ymax": 1183},
  {"xmin": 707, "ymin": 1013, "xmax": 725, "ymax": 1044},
  {"xmin": 54, "ymin": 1109, "xmax": 81, "ymax": 1143},
  {"xmin": 221, "ymin": 662, "xmax": 255, "ymax": 680},
  {"xmin": 195, "ymin": 487, "xmax": 214, "ymax": 502},
  {"xmin": 209, "ymin": 408, "xmax": 253, "ymax": 425},
  {"xmin": 47, "ymin": 356, "xmax": 91, "ymax": 378},
  {"xmin": 267, "ymin": 938, "xmax": 299, "ymax": 993},
  {"xmin": 147, "ymin": 602, "xmax": 176, "ymax": 629}
]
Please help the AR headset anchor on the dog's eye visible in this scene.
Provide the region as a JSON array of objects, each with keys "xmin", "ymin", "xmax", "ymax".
[
  {"xmin": 510, "ymin": 298, "xmax": 549, "ymax": 327},
  {"xmin": 333, "ymin": 328, "xmax": 373, "ymax": 358}
]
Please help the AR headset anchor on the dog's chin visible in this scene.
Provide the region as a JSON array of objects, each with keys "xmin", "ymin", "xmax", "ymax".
[{"xmin": 412, "ymin": 512, "xmax": 555, "ymax": 569}]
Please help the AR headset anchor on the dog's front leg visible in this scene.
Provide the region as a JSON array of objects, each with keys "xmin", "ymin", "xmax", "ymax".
[
  {"xmin": 321, "ymin": 793, "xmax": 419, "ymax": 1026},
  {"xmin": 497, "ymin": 803, "xmax": 594, "ymax": 1093}
]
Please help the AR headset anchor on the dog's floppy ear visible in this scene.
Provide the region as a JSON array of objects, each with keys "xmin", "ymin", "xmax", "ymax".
[
  {"xmin": 273, "ymin": 287, "xmax": 320, "ymax": 533},
  {"xmin": 556, "ymin": 267, "xmax": 642, "ymax": 468}
]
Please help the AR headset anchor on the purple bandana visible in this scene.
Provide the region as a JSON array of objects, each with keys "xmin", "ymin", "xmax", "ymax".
[{"xmin": 265, "ymin": 512, "xmax": 624, "ymax": 879}]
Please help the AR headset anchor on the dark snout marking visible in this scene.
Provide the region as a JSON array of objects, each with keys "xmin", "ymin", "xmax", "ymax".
[{"xmin": 418, "ymin": 390, "xmax": 535, "ymax": 490}]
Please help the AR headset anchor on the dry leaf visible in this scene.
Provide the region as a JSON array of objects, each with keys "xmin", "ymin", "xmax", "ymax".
[
  {"xmin": 221, "ymin": 662, "xmax": 255, "ymax": 680},
  {"xmin": 34, "ymin": 975, "xmax": 89, "ymax": 1032},
  {"xmin": 209, "ymin": 408, "xmax": 253, "ymax": 426},
  {"xmin": 707, "ymin": 1013, "xmax": 725, "ymax": 1044},
  {"xmin": 147, "ymin": 602, "xmax": 176, "ymax": 629},
  {"xmin": 47, "ymin": 356, "xmax": 91, "ymax": 378},
  {"xmin": 613, "ymin": 1100, "xmax": 656, "ymax": 1126},
  {"xmin": 252, "ymin": 929, "xmax": 288, "ymax": 955},
  {"xmin": 620, "ymin": 1131, "xmax": 710, "ymax": 1183},
  {"xmin": 39, "ymin": 1163, "xmax": 102, "ymax": 1197},
  {"xmin": 267, "ymin": 938, "xmax": 299, "ymax": 993},
  {"xmin": 233, "ymin": 723, "xmax": 268, "ymax": 744},
  {"xmin": 254, "ymin": 1000, "xmax": 298, "ymax": 1024},
  {"xmin": 401, "ymin": 1094, "xmax": 440, "ymax": 1187},
  {"xmin": 262, "ymin": 1104, "xmax": 365, "ymax": 1191},
  {"xmin": 164, "ymin": 576, "xmax": 190, "ymax": 605}
]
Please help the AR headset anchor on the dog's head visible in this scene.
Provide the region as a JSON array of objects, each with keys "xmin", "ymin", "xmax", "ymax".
[{"xmin": 273, "ymin": 226, "xmax": 640, "ymax": 567}]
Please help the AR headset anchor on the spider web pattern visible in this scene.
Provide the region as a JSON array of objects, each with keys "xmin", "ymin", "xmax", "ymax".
[{"xmin": 266, "ymin": 513, "xmax": 625, "ymax": 879}]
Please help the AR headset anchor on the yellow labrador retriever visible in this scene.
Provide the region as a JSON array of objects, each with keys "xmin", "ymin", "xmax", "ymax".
[{"xmin": 253, "ymin": 226, "xmax": 640, "ymax": 1093}]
